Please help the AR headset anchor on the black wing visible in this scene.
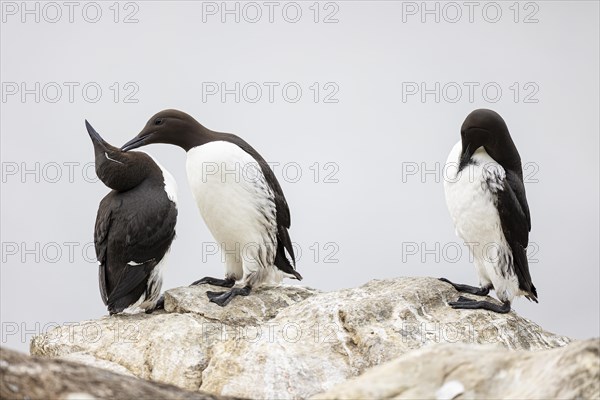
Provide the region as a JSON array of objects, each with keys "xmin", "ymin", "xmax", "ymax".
[
  {"xmin": 223, "ymin": 133, "xmax": 301, "ymax": 280},
  {"xmin": 94, "ymin": 190, "xmax": 177, "ymax": 313},
  {"xmin": 94, "ymin": 196, "xmax": 113, "ymax": 306},
  {"xmin": 496, "ymin": 170, "xmax": 537, "ymax": 300}
]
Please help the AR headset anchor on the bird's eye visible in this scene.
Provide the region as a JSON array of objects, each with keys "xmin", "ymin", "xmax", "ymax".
[{"xmin": 154, "ymin": 118, "xmax": 164, "ymax": 125}]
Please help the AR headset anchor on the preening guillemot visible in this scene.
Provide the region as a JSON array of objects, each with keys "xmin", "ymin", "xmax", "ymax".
[
  {"xmin": 440, "ymin": 109, "xmax": 538, "ymax": 313},
  {"xmin": 86, "ymin": 120, "xmax": 178, "ymax": 315},
  {"xmin": 121, "ymin": 109, "xmax": 302, "ymax": 307}
]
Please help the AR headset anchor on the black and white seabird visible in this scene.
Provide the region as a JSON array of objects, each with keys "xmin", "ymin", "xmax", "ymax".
[
  {"xmin": 86, "ymin": 120, "xmax": 178, "ymax": 315},
  {"xmin": 440, "ymin": 109, "xmax": 538, "ymax": 313},
  {"xmin": 120, "ymin": 110, "xmax": 302, "ymax": 307}
]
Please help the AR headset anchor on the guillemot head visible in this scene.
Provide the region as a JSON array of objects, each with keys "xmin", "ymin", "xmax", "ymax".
[
  {"xmin": 85, "ymin": 120, "xmax": 154, "ymax": 191},
  {"xmin": 458, "ymin": 109, "xmax": 522, "ymax": 174},
  {"xmin": 120, "ymin": 109, "xmax": 211, "ymax": 152}
]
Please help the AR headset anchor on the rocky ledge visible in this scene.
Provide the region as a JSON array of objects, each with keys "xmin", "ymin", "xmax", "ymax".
[
  {"xmin": 312, "ymin": 338, "xmax": 599, "ymax": 399},
  {"xmin": 0, "ymin": 347, "xmax": 231, "ymax": 400},
  {"xmin": 29, "ymin": 277, "xmax": 597, "ymax": 399}
]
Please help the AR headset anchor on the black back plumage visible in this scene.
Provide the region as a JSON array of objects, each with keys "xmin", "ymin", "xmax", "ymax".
[
  {"xmin": 86, "ymin": 121, "xmax": 177, "ymax": 313},
  {"xmin": 461, "ymin": 109, "xmax": 537, "ymax": 301},
  {"xmin": 496, "ymin": 169, "xmax": 537, "ymax": 300}
]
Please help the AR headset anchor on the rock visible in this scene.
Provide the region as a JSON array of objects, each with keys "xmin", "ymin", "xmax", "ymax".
[
  {"xmin": 31, "ymin": 277, "xmax": 573, "ymax": 399},
  {"xmin": 199, "ymin": 278, "xmax": 571, "ymax": 399},
  {"xmin": 311, "ymin": 338, "xmax": 600, "ymax": 399},
  {"xmin": 0, "ymin": 347, "xmax": 233, "ymax": 400},
  {"xmin": 31, "ymin": 284, "xmax": 319, "ymax": 393},
  {"xmin": 61, "ymin": 352, "xmax": 136, "ymax": 377},
  {"xmin": 165, "ymin": 284, "xmax": 321, "ymax": 324}
]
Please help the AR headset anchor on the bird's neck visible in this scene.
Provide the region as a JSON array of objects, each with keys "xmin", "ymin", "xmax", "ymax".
[{"xmin": 177, "ymin": 124, "xmax": 223, "ymax": 152}]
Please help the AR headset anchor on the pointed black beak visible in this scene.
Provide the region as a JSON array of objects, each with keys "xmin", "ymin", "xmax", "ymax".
[
  {"xmin": 85, "ymin": 120, "xmax": 108, "ymax": 149},
  {"xmin": 121, "ymin": 135, "xmax": 147, "ymax": 152}
]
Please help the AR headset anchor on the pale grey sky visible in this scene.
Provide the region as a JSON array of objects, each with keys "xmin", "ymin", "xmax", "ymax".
[{"xmin": 1, "ymin": 1, "xmax": 598, "ymax": 352}]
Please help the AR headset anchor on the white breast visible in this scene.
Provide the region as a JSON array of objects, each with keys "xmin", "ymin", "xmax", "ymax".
[
  {"xmin": 444, "ymin": 141, "xmax": 519, "ymax": 302},
  {"xmin": 186, "ymin": 141, "xmax": 278, "ymax": 282},
  {"xmin": 147, "ymin": 154, "xmax": 178, "ymax": 204}
]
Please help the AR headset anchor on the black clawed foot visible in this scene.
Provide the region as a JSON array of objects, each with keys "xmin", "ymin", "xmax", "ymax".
[
  {"xmin": 439, "ymin": 277, "xmax": 490, "ymax": 296},
  {"xmin": 206, "ymin": 290, "xmax": 226, "ymax": 300},
  {"xmin": 208, "ymin": 286, "xmax": 251, "ymax": 307},
  {"xmin": 448, "ymin": 296, "xmax": 475, "ymax": 307},
  {"xmin": 455, "ymin": 296, "xmax": 475, "ymax": 303},
  {"xmin": 190, "ymin": 277, "xmax": 236, "ymax": 288},
  {"xmin": 145, "ymin": 295, "xmax": 165, "ymax": 314},
  {"xmin": 449, "ymin": 297, "xmax": 511, "ymax": 314}
]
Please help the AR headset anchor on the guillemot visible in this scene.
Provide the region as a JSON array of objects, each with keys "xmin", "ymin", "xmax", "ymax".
[
  {"xmin": 86, "ymin": 120, "xmax": 178, "ymax": 315},
  {"xmin": 440, "ymin": 109, "xmax": 538, "ymax": 313},
  {"xmin": 120, "ymin": 109, "xmax": 302, "ymax": 307}
]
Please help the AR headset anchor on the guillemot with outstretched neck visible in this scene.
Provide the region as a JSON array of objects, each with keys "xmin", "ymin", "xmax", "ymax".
[
  {"xmin": 121, "ymin": 109, "xmax": 302, "ymax": 307},
  {"xmin": 87, "ymin": 120, "xmax": 178, "ymax": 315},
  {"xmin": 441, "ymin": 109, "xmax": 537, "ymax": 313}
]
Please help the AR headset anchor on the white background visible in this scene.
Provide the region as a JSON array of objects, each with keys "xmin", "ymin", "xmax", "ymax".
[{"xmin": 1, "ymin": 1, "xmax": 599, "ymax": 352}]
